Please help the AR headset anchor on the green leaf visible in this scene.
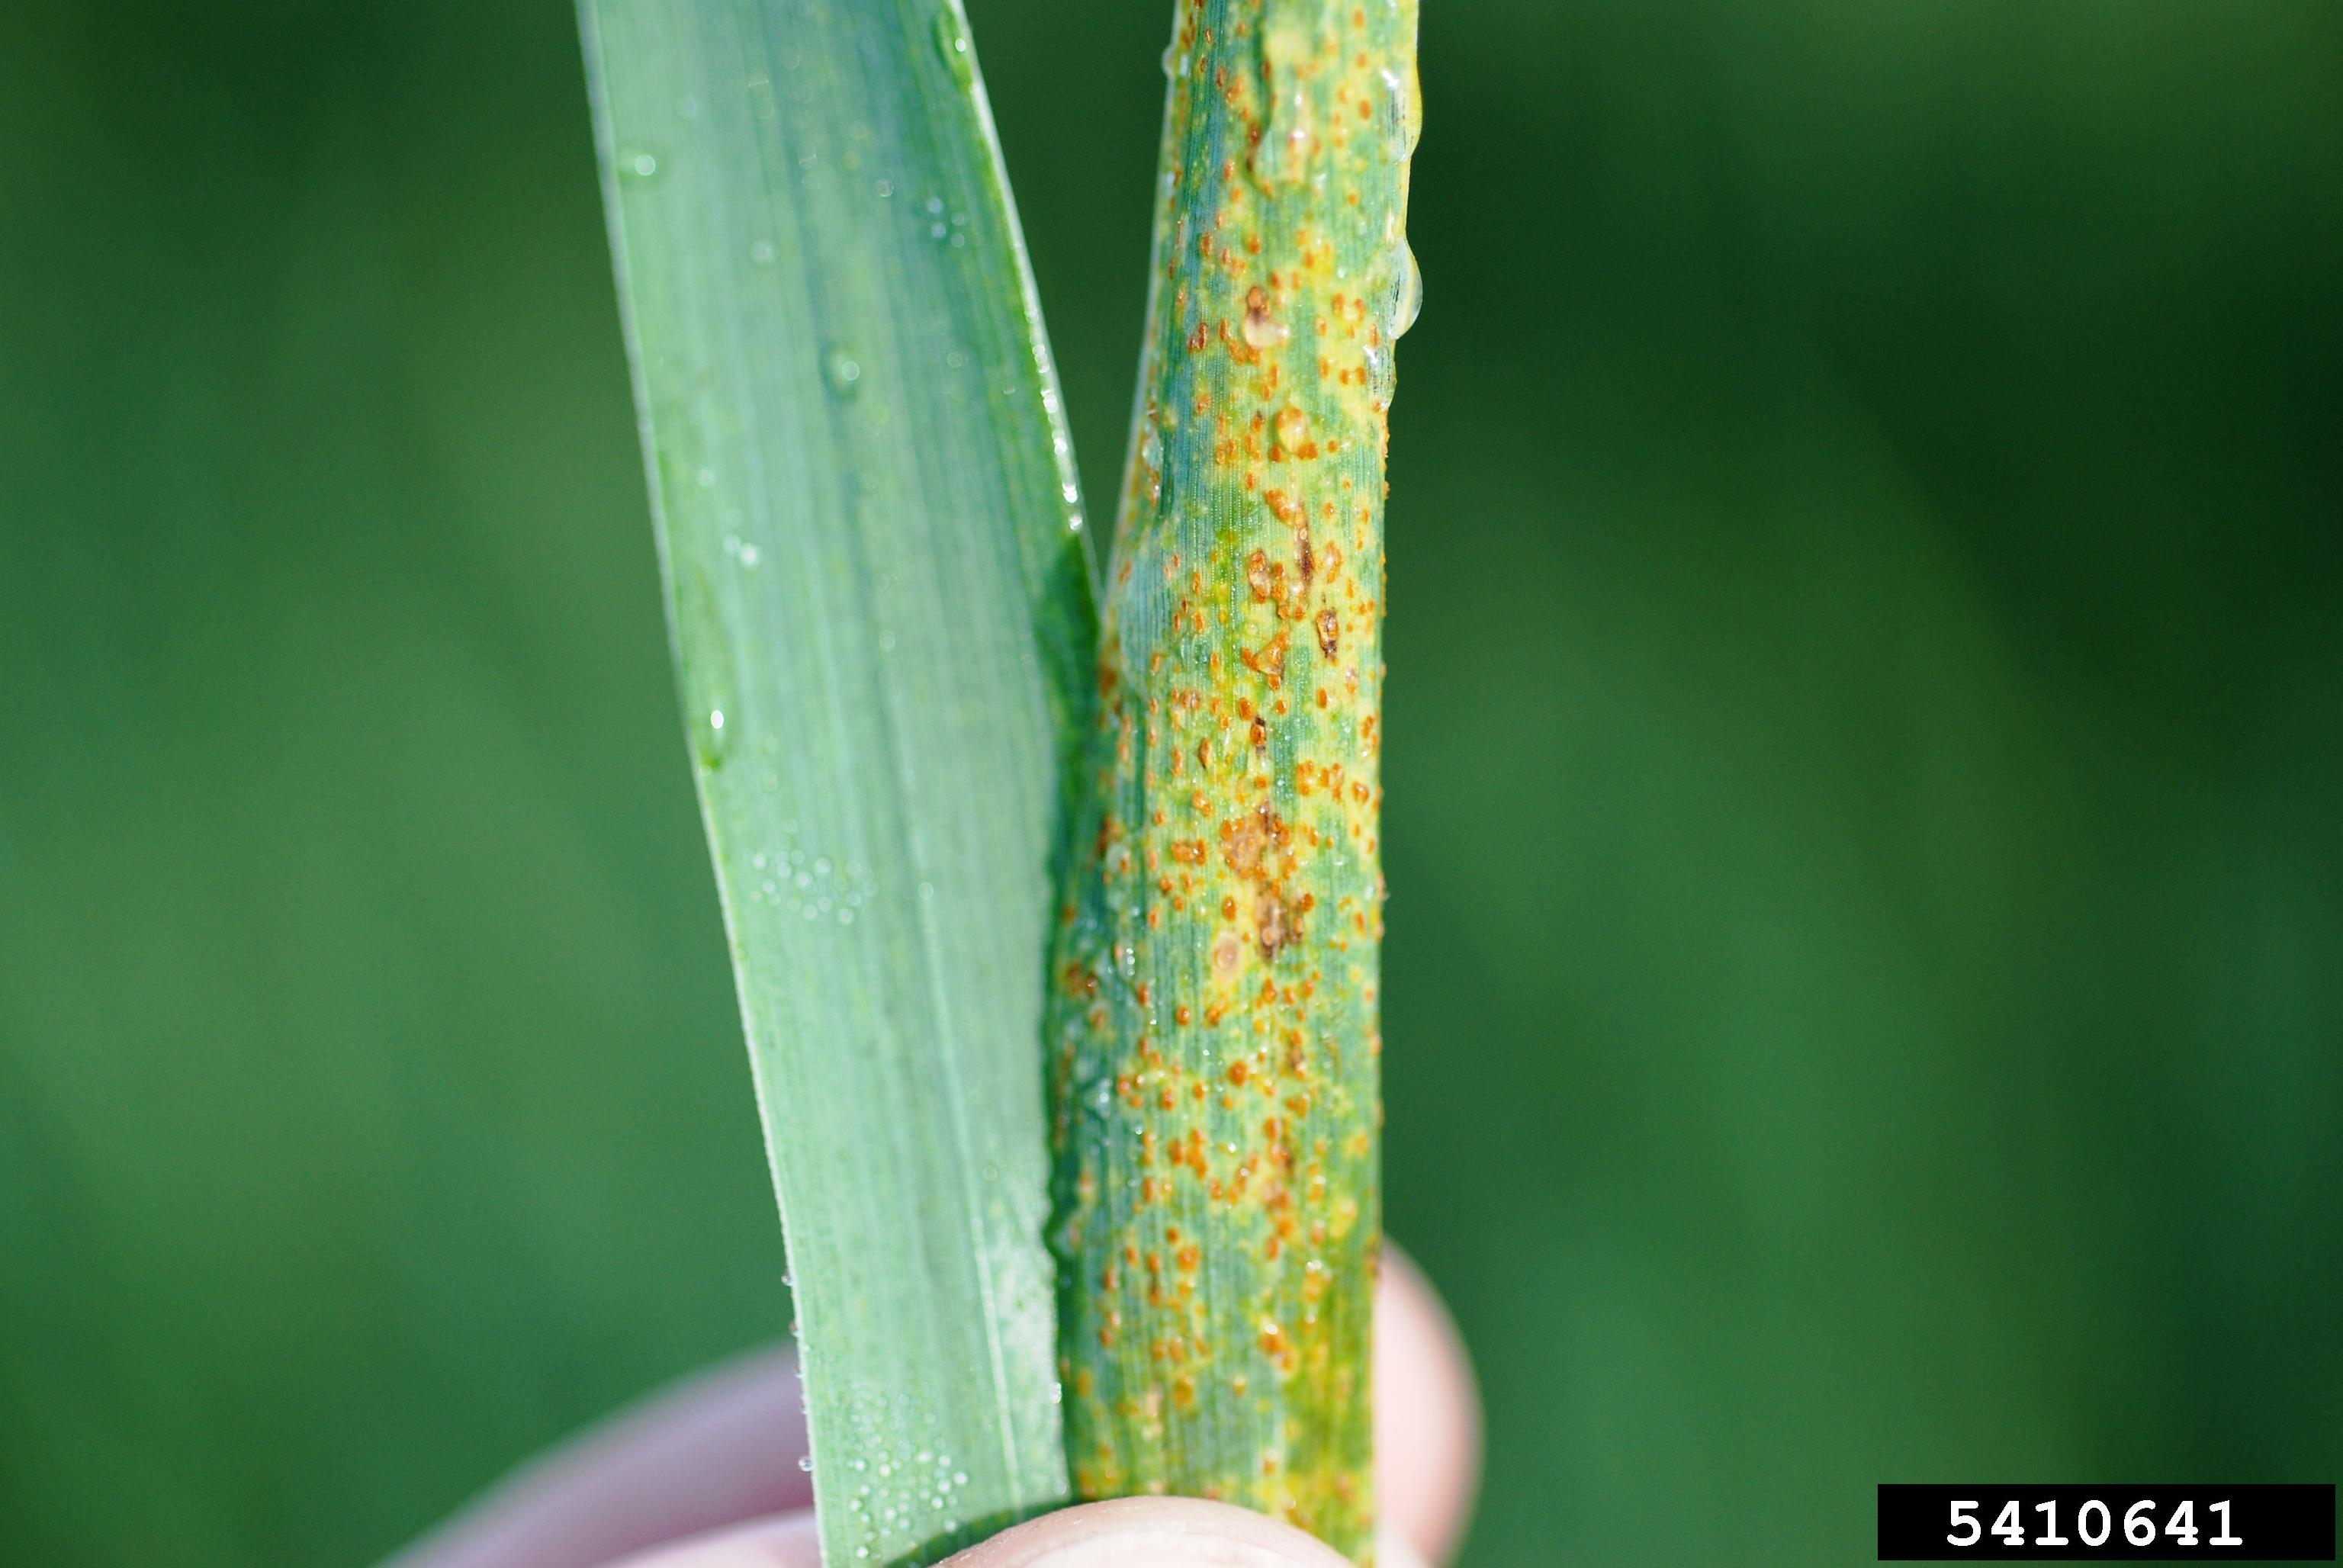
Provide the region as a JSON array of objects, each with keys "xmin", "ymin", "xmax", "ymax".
[{"xmin": 577, "ymin": 2, "xmax": 1094, "ymax": 1562}]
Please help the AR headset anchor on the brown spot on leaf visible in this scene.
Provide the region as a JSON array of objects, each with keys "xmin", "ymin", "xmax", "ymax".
[
  {"xmin": 1241, "ymin": 632, "xmax": 1288, "ymax": 683},
  {"xmin": 1222, "ymin": 802, "xmax": 1286, "ymax": 878},
  {"xmin": 1246, "ymin": 549, "xmax": 1274, "ymax": 602},
  {"xmin": 1258, "ymin": 888, "xmax": 1303, "ymax": 960}
]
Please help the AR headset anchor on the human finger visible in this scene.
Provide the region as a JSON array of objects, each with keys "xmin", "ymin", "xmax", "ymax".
[{"xmin": 396, "ymin": 1247, "xmax": 1474, "ymax": 1567}]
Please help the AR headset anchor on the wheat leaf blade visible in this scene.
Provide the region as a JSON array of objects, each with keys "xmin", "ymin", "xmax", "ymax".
[
  {"xmin": 1045, "ymin": 0, "xmax": 1420, "ymax": 1557},
  {"xmin": 577, "ymin": 2, "xmax": 1092, "ymax": 1561}
]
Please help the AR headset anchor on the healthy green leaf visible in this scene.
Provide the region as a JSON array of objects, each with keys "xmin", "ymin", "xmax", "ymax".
[
  {"xmin": 577, "ymin": 2, "xmax": 1094, "ymax": 1562},
  {"xmin": 1044, "ymin": 0, "xmax": 1419, "ymax": 1558}
]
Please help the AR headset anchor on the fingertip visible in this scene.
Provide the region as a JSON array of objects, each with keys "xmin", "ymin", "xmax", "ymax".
[
  {"xmin": 1374, "ymin": 1525, "xmax": 1431, "ymax": 1568},
  {"xmin": 390, "ymin": 1348, "xmax": 812, "ymax": 1568},
  {"xmin": 604, "ymin": 1509, "xmax": 823, "ymax": 1568},
  {"xmin": 944, "ymin": 1497, "xmax": 1352, "ymax": 1568},
  {"xmin": 1375, "ymin": 1247, "xmax": 1480, "ymax": 1563}
]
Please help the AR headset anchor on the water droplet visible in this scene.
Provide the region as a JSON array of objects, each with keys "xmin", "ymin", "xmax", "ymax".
[
  {"xmin": 1390, "ymin": 246, "xmax": 1422, "ymax": 339},
  {"xmin": 1241, "ymin": 286, "xmax": 1289, "ymax": 350},
  {"xmin": 799, "ymin": 1454, "xmax": 814, "ymax": 1472},
  {"xmin": 750, "ymin": 239, "xmax": 777, "ymax": 265},
  {"xmin": 932, "ymin": 5, "xmax": 975, "ymax": 89},
  {"xmin": 824, "ymin": 347, "xmax": 863, "ymax": 397},
  {"xmin": 1139, "ymin": 423, "xmax": 1165, "ymax": 505},
  {"xmin": 739, "ymin": 541, "xmax": 762, "ymax": 567},
  {"xmin": 626, "ymin": 152, "xmax": 659, "ymax": 178},
  {"xmin": 876, "ymin": 178, "xmax": 894, "ymax": 198},
  {"xmin": 1249, "ymin": 24, "xmax": 1313, "ymax": 188},
  {"xmin": 1383, "ymin": 64, "xmax": 1424, "ymax": 159}
]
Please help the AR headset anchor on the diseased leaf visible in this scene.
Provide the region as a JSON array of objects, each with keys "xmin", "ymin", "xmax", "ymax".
[
  {"xmin": 1044, "ymin": 0, "xmax": 1420, "ymax": 1559},
  {"xmin": 577, "ymin": 2, "xmax": 1094, "ymax": 1562}
]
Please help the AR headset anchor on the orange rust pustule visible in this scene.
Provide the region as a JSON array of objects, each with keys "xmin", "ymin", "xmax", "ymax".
[{"xmin": 1045, "ymin": 0, "xmax": 1417, "ymax": 1561}]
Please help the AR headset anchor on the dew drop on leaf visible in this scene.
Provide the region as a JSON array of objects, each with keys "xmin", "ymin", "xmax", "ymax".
[
  {"xmin": 824, "ymin": 347, "xmax": 863, "ymax": 398},
  {"xmin": 932, "ymin": 6, "xmax": 975, "ymax": 90},
  {"xmin": 1248, "ymin": 24, "xmax": 1313, "ymax": 188},
  {"xmin": 1390, "ymin": 247, "xmax": 1421, "ymax": 339},
  {"xmin": 1241, "ymin": 288, "xmax": 1289, "ymax": 350}
]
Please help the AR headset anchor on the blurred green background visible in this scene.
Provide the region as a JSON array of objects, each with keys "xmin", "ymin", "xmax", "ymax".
[{"xmin": 4, "ymin": 0, "xmax": 2338, "ymax": 1562}]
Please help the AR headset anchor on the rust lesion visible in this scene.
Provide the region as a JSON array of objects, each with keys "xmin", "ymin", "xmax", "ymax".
[{"xmin": 1255, "ymin": 885, "xmax": 1303, "ymax": 961}]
